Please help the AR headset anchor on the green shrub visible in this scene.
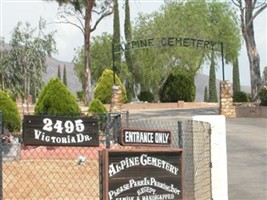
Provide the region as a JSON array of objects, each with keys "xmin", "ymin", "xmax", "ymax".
[
  {"xmin": 35, "ymin": 78, "xmax": 81, "ymax": 116},
  {"xmin": 138, "ymin": 91, "xmax": 154, "ymax": 103},
  {"xmin": 159, "ymin": 70, "xmax": 196, "ymax": 102},
  {"xmin": 0, "ymin": 90, "xmax": 21, "ymax": 132},
  {"xmin": 259, "ymin": 87, "xmax": 267, "ymax": 106},
  {"xmin": 88, "ymin": 99, "xmax": 108, "ymax": 133},
  {"xmin": 88, "ymin": 99, "xmax": 107, "ymax": 114},
  {"xmin": 94, "ymin": 69, "xmax": 127, "ymax": 104},
  {"xmin": 233, "ymin": 91, "xmax": 248, "ymax": 102}
]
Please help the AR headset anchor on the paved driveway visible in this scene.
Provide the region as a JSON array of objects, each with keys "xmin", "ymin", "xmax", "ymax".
[{"xmin": 226, "ymin": 118, "xmax": 267, "ymax": 200}]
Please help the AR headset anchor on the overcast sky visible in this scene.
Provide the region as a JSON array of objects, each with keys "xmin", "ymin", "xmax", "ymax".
[{"xmin": 0, "ymin": 0, "xmax": 266, "ymax": 87}]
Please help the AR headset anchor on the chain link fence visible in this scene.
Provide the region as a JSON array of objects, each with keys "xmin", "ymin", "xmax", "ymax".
[
  {"xmin": 1, "ymin": 111, "xmax": 211, "ymax": 200},
  {"xmin": 182, "ymin": 120, "xmax": 212, "ymax": 200}
]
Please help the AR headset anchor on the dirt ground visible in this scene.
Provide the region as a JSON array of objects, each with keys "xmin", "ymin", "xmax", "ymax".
[{"xmin": 3, "ymin": 158, "xmax": 100, "ymax": 200}]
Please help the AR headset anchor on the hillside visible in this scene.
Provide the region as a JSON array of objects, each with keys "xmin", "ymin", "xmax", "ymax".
[
  {"xmin": 194, "ymin": 74, "xmax": 250, "ymax": 102},
  {"xmin": 44, "ymin": 57, "xmax": 82, "ymax": 94}
]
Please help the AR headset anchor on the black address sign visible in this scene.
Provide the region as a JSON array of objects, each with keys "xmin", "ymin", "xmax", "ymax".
[{"xmin": 23, "ymin": 115, "xmax": 99, "ymax": 147}]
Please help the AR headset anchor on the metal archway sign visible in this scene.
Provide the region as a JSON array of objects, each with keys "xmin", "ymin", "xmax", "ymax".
[{"xmin": 112, "ymin": 36, "xmax": 225, "ymax": 83}]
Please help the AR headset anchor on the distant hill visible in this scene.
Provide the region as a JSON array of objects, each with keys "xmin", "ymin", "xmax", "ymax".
[
  {"xmin": 194, "ymin": 74, "xmax": 250, "ymax": 102},
  {"xmin": 44, "ymin": 57, "xmax": 82, "ymax": 94}
]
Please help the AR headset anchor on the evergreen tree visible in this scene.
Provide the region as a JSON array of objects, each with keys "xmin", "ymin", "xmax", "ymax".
[
  {"xmin": 0, "ymin": 90, "xmax": 21, "ymax": 132},
  {"xmin": 159, "ymin": 69, "xmax": 196, "ymax": 102},
  {"xmin": 35, "ymin": 78, "xmax": 81, "ymax": 116},
  {"xmin": 124, "ymin": 0, "xmax": 134, "ymax": 100},
  {"xmin": 63, "ymin": 65, "xmax": 67, "ymax": 87},
  {"xmin": 204, "ymin": 86, "xmax": 208, "ymax": 102},
  {"xmin": 232, "ymin": 57, "xmax": 241, "ymax": 95},
  {"xmin": 57, "ymin": 65, "xmax": 61, "ymax": 79},
  {"xmin": 262, "ymin": 66, "xmax": 267, "ymax": 87},
  {"xmin": 94, "ymin": 69, "xmax": 127, "ymax": 104},
  {"xmin": 208, "ymin": 51, "xmax": 218, "ymax": 102},
  {"xmin": 113, "ymin": 0, "xmax": 121, "ymax": 77}
]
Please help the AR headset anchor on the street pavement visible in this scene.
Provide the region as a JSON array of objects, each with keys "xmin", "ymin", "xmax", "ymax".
[
  {"xmin": 226, "ymin": 117, "xmax": 267, "ymax": 200},
  {"xmin": 129, "ymin": 107, "xmax": 267, "ymax": 200}
]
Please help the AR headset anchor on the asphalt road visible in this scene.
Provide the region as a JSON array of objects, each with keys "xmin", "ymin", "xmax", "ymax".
[{"xmin": 128, "ymin": 107, "xmax": 267, "ymax": 200}]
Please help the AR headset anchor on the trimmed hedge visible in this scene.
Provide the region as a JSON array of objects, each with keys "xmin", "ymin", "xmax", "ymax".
[
  {"xmin": 159, "ymin": 70, "xmax": 196, "ymax": 102},
  {"xmin": 138, "ymin": 91, "xmax": 154, "ymax": 103},
  {"xmin": 0, "ymin": 90, "xmax": 21, "ymax": 132},
  {"xmin": 259, "ymin": 87, "xmax": 267, "ymax": 106},
  {"xmin": 233, "ymin": 91, "xmax": 248, "ymax": 102},
  {"xmin": 88, "ymin": 98, "xmax": 107, "ymax": 114},
  {"xmin": 94, "ymin": 69, "xmax": 127, "ymax": 104},
  {"xmin": 35, "ymin": 78, "xmax": 81, "ymax": 116}
]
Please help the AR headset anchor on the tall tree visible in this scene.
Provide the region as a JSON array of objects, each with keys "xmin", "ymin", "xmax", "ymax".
[
  {"xmin": 57, "ymin": 65, "xmax": 61, "ymax": 79},
  {"xmin": 232, "ymin": 0, "xmax": 267, "ymax": 101},
  {"xmin": 63, "ymin": 65, "xmax": 67, "ymax": 86},
  {"xmin": 0, "ymin": 37, "xmax": 4, "ymax": 90},
  {"xmin": 124, "ymin": 0, "xmax": 134, "ymax": 100},
  {"xmin": 133, "ymin": 1, "xmax": 241, "ymax": 99},
  {"xmin": 73, "ymin": 33, "xmax": 113, "ymax": 85},
  {"xmin": 232, "ymin": 57, "xmax": 241, "ymax": 95},
  {"xmin": 262, "ymin": 66, "xmax": 267, "ymax": 86},
  {"xmin": 52, "ymin": 0, "xmax": 113, "ymax": 105},
  {"xmin": 204, "ymin": 86, "xmax": 208, "ymax": 102},
  {"xmin": 208, "ymin": 51, "xmax": 218, "ymax": 102},
  {"xmin": 0, "ymin": 19, "xmax": 56, "ymax": 99},
  {"xmin": 113, "ymin": 0, "xmax": 121, "ymax": 77}
]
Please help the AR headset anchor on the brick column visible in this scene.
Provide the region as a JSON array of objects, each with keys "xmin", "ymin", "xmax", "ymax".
[
  {"xmin": 110, "ymin": 85, "xmax": 123, "ymax": 112},
  {"xmin": 220, "ymin": 81, "xmax": 236, "ymax": 117}
]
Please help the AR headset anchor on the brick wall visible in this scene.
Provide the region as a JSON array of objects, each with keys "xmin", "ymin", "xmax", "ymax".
[
  {"xmin": 219, "ymin": 81, "xmax": 235, "ymax": 117},
  {"xmin": 110, "ymin": 85, "xmax": 123, "ymax": 112}
]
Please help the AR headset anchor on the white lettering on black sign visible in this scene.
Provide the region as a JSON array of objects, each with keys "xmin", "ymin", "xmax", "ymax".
[
  {"xmin": 42, "ymin": 118, "xmax": 85, "ymax": 133},
  {"xmin": 23, "ymin": 115, "xmax": 99, "ymax": 146},
  {"xmin": 121, "ymin": 129, "xmax": 171, "ymax": 146},
  {"xmin": 34, "ymin": 130, "xmax": 92, "ymax": 144},
  {"xmin": 109, "ymin": 154, "xmax": 179, "ymax": 177},
  {"xmin": 108, "ymin": 177, "xmax": 181, "ymax": 200},
  {"xmin": 105, "ymin": 150, "xmax": 183, "ymax": 200}
]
